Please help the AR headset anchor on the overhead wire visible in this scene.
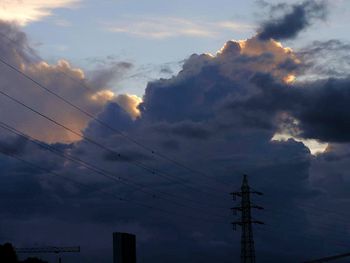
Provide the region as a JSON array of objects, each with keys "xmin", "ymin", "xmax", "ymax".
[
  {"xmin": 0, "ymin": 87, "xmax": 225, "ymax": 202},
  {"xmin": 0, "ymin": 30, "xmax": 231, "ymax": 192},
  {"xmin": 0, "ymin": 151, "xmax": 230, "ymax": 226},
  {"xmin": 2, "ymin": 32, "xmax": 349, "ymax": 248},
  {"xmin": 0, "ymin": 120, "xmax": 231, "ymax": 220}
]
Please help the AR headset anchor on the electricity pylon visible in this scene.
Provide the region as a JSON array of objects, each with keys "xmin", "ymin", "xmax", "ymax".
[{"xmin": 231, "ymin": 175, "xmax": 264, "ymax": 263}]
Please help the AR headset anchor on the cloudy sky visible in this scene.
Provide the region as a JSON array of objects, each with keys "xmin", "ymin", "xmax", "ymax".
[{"xmin": 1, "ymin": 0, "xmax": 350, "ymax": 262}]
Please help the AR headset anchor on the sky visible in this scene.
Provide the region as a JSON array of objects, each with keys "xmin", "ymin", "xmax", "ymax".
[
  {"xmin": 2, "ymin": 0, "xmax": 350, "ymax": 262},
  {"xmin": 19, "ymin": 0, "xmax": 350, "ymax": 95}
]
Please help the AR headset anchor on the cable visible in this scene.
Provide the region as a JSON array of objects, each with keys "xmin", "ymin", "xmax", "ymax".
[
  {"xmin": 252, "ymin": 178, "xmax": 350, "ymax": 221},
  {"xmin": 0, "ymin": 31, "xmax": 231, "ymax": 190},
  {"xmin": 5, "ymin": 32, "xmax": 349, "ymax": 239},
  {"xmin": 0, "ymin": 120, "xmax": 231, "ymax": 211},
  {"xmin": 257, "ymin": 224, "xmax": 350, "ymax": 250},
  {"xmin": 0, "ymin": 151, "xmax": 229, "ymax": 226},
  {"xmin": 0, "ymin": 88, "xmax": 225, "ymax": 202},
  {"xmin": 0, "ymin": 120, "xmax": 231, "ymax": 220},
  {"xmin": 4, "ymin": 30, "xmax": 348, "ymax": 258}
]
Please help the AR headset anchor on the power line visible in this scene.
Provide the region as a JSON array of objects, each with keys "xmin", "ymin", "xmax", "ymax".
[
  {"xmin": 252, "ymin": 179, "xmax": 350, "ymax": 223},
  {"xmin": 253, "ymin": 202, "xmax": 350, "ymax": 249},
  {"xmin": 256, "ymin": 224, "xmax": 350, "ymax": 250},
  {"xmin": 261, "ymin": 214, "xmax": 350, "ymax": 243},
  {"xmin": 229, "ymin": 176, "xmax": 350, "ymax": 261},
  {"xmin": 0, "ymin": 34, "xmax": 230, "ymax": 191},
  {"xmin": 4, "ymin": 32, "xmax": 349, "ymax": 246},
  {"xmin": 245, "ymin": 168, "xmax": 350, "ymax": 222},
  {"xmin": 0, "ymin": 120, "xmax": 231, "ymax": 220},
  {"xmin": 1, "ymin": 131, "xmax": 344, "ymax": 258},
  {"xmin": 0, "ymin": 87, "xmax": 225, "ymax": 202},
  {"xmin": 3, "ymin": 31, "xmax": 349, "ymax": 260},
  {"xmin": 0, "ymin": 151, "xmax": 229, "ymax": 226},
  {"xmin": 264, "ymin": 204, "xmax": 350, "ymax": 228},
  {"xmin": 3, "ymin": 88, "xmax": 347, "ymax": 243},
  {"xmin": 255, "ymin": 227, "xmax": 350, "ymax": 258}
]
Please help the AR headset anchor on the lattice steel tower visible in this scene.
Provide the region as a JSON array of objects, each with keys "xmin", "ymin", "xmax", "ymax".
[{"xmin": 231, "ymin": 175, "xmax": 264, "ymax": 263}]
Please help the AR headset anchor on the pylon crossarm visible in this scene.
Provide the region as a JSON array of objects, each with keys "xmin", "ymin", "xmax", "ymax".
[
  {"xmin": 232, "ymin": 220, "xmax": 264, "ymax": 225},
  {"xmin": 251, "ymin": 221, "xmax": 264, "ymax": 225},
  {"xmin": 231, "ymin": 191, "xmax": 263, "ymax": 196},
  {"xmin": 231, "ymin": 205, "xmax": 263, "ymax": 210},
  {"xmin": 231, "ymin": 192, "xmax": 242, "ymax": 200},
  {"xmin": 251, "ymin": 205, "xmax": 264, "ymax": 210}
]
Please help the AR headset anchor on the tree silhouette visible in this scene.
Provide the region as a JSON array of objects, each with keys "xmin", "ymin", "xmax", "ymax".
[
  {"xmin": 0, "ymin": 243, "xmax": 48, "ymax": 263},
  {"xmin": 21, "ymin": 257, "xmax": 48, "ymax": 263},
  {"xmin": 0, "ymin": 243, "xmax": 18, "ymax": 263}
]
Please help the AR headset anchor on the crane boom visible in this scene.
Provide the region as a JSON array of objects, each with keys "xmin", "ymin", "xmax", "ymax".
[
  {"xmin": 16, "ymin": 246, "xmax": 80, "ymax": 254},
  {"xmin": 16, "ymin": 246, "xmax": 80, "ymax": 263},
  {"xmin": 304, "ymin": 252, "xmax": 350, "ymax": 262}
]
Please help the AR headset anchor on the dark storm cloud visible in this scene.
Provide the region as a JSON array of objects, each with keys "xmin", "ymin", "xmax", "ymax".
[
  {"xmin": 160, "ymin": 139, "xmax": 180, "ymax": 151},
  {"xmin": 0, "ymin": 135, "xmax": 28, "ymax": 155},
  {"xmin": 103, "ymin": 150, "xmax": 151, "ymax": 163},
  {"xmin": 258, "ymin": 0, "xmax": 328, "ymax": 40},
  {"xmin": 139, "ymin": 66, "xmax": 233, "ymax": 123},
  {"xmin": 74, "ymin": 35, "xmax": 349, "ymax": 262},
  {"xmin": 294, "ymin": 78, "xmax": 350, "ymax": 142},
  {"xmin": 1, "ymin": 36, "xmax": 347, "ymax": 262},
  {"xmin": 77, "ymin": 38, "xmax": 326, "ymax": 262},
  {"xmin": 151, "ymin": 121, "xmax": 213, "ymax": 140},
  {"xmin": 232, "ymin": 73, "xmax": 350, "ymax": 143},
  {"xmin": 277, "ymin": 58, "xmax": 301, "ymax": 71},
  {"xmin": 7, "ymin": 34, "xmax": 322, "ymax": 262},
  {"xmin": 0, "ymin": 141, "xmax": 69, "ymax": 220},
  {"xmin": 2, "ymin": 10, "xmax": 350, "ymax": 263},
  {"xmin": 84, "ymin": 102, "xmax": 134, "ymax": 138}
]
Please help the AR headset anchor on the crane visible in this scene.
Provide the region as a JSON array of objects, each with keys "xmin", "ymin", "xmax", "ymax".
[
  {"xmin": 303, "ymin": 252, "xmax": 350, "ymax": 262},
  {"xmin": 16, "ymin": 246, "xmax": 80, "ymax": 263}
]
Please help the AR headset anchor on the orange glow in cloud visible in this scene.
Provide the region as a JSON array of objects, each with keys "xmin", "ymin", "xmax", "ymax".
[
  {"xmin": 283, "ymin": 74, "xmax": 296, "ymax": 84},
  {"xmin": 115, "ymin": 94, "xmax": 142, "ymax": 120}
]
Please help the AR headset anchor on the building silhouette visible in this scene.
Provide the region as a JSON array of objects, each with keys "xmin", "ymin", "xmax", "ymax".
[{"xmin": 113, "ymin": 232, "xmax": 136, "ymax": 263}]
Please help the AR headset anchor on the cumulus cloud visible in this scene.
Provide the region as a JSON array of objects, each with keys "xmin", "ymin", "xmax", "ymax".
[
  {"xmin": 3, "ymin": 28, "xmax": 350, "ymax": 261},
  {"xmin": 0, "ymin": 0, "xmax": 80, "ymax": 26},
  {"xmin": 2, "ymin": 6, "xmax": 350, "ymax": 263},
  {"xmin": 0, "ymin": 21, "xmax": 133, "ymax": 143},
  {"xmin": 258, "ymin": 0, "xmax": 328, "ymax": 40},
  {"xmin": 138, "ymin": 36, "xmax": 301, "ymax": 126},
  {"xmin": 115, "ymin": 94, "xmax": 142, "ymax": 120},
  {"xmin": 57, "ymin": 36, "xmax": 328, "ymax": 261}
]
